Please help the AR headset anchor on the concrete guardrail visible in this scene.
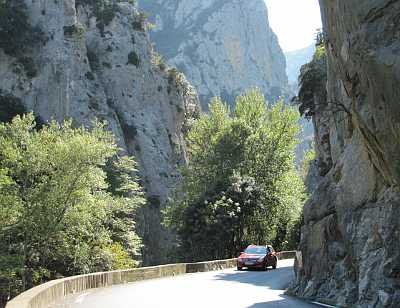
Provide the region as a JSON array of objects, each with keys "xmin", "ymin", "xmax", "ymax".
[
  {"xmin": 6, "ymin": 251, "xmax": 296, "ymax": 308},
  {"xmin": 276, "ymin": 250, "xmax": 296, "ymax": 260}
]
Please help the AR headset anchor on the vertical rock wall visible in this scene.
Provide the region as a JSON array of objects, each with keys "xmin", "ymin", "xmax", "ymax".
[{"xmin": 291, "ymin": 1, "xmax": 400, "ymax": 307}]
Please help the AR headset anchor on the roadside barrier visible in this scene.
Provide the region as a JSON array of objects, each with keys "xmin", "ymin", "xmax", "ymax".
[
  {"xmin": 276, "ymin": 250, "xmax": 296, "ymax": 260},
  {"xmin": 6, "ymin": 251, "xmax": 296, "ymax": 308}
]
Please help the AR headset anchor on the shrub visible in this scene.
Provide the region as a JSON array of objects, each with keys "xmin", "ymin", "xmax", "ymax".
[
  {"xmin": 75, "ymin": 0, "xmax": 127, "ymax": 33},
  {"xmin": 127, "ymin": 51, "xmax": 140, "ymax": 67},
  {"xmin": 0, "ymin": 0, "xmax": 46, "ymax": 78},
  {"xmin": 0, "ymin": 1, "xmax": 45, "ymax": 56},
  {"xmin": 63, "ymin": 23, "xmax": 85, "ymax": 37},
  {"xmin": 132, "ymin": 12, "xmax": 147, "ymax": 32},
  {"xmin": 152, "ymin": 52, "xmax": 166, "ymax": 71},
  {"xmin": 18, "ymin": 56, "xmax": 37, "ymax": 78},
  {"xmin": 87, "ymin": 49, "xmax": 100, "ymax": 71}
]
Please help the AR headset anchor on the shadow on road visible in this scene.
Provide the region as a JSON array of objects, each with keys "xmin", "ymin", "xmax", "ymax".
[
  {"xmin": 214, "ymin": 264, "xmax": 294, "ymax": 289},
  {"xmin": 246, "ymin": 297, "xmax": 318, "ymax": 308}
]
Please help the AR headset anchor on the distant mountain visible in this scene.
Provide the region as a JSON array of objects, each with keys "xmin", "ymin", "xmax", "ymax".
[
  {"xmin": 285, "ymin": 45, "xmax": 316, "ymax": 166},
  {"xmin": 139, "ymin": 0, "xmax": 288, "ymax": 109},
  {"xmin": 285, "ymin": 44, "xmax": 315, "ymax": 88}
]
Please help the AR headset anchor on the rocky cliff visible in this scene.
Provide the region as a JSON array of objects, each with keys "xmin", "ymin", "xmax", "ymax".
[
  {"xmin": 291, "ymin": 0, "xmax": 400, "ymax": 307},
  {"xmin": 0, "ymin": 0, "xmax": 200, "ymax": 265},
  {"xmin": 138, "ymin": 0, "xmax": 288, "ymax": 108}
]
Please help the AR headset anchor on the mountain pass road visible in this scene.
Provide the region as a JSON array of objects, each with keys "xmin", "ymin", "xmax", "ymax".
[{"xmin": 49, "ymin": 259, "xmax": 317, "ymax": 308}]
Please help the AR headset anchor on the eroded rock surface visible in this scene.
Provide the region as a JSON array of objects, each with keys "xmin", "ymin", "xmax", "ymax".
[
  {"xmin": 0, "ymin": 0, "xmax": 200, "ymax": 265},
  {"xmin": 139, "ymin": 0, "xmax": 288, "ymax": 108},
  {"xmin": 291, "ymin": 1, "xmax": 400, "ymax": 307}
]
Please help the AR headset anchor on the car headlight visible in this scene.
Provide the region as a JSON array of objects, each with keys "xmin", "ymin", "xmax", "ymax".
[{"xmin": 257, "ymin": 257, "xmax": 264, "ymax": 262}]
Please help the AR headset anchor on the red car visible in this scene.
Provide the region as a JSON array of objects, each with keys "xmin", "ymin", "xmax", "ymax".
[{"xmin": 237, "ymin": 245, "xmax": 278, "ymax": 271}]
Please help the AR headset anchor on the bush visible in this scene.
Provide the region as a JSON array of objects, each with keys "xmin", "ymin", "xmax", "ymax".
[
  {"xmin": 63, "ymin": 23, "xmax": 85, "ymax": 37},
  {"xmin": 127, "ymin": 51, "xmax": 140, "ymax": 67},
  {"xmin": 87, "ymin": 49, "xmax": 100, "ymax": 71},
  {"xmin": 167, "ymin": 68, "xmax": 184, "ymax": 88},
  {"xmin": 0, "ymin": 1, "xmax": 44, "ymax": 55},
  {"xmin": 0, "ymin": 0, "xmax": 46, "ymax": 78},
  {"xmin": 132, "ymin": 12, "xmax": 147, "ymax": 31},
  {"xmin": 75, "ymin": 0, "xmax": 134, "ymax": 32},
  {"xmin": 152, "ymin": 52, "xmax": 166, "ymax": 71},
  {"xmin": 18, "ymin": 56, "xmax": 37, "ymax": 78}
]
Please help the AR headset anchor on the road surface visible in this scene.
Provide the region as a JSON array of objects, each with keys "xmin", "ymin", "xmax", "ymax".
[{"xmin": 50, "ymin": 259, "xmax": 316, "ymax": 308}]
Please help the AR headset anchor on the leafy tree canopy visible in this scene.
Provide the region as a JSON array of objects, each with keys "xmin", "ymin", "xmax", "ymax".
[
  {"xmin": 0, "ymin": 114, "xmax": 145, "ymax": 302},
  {"xmin": 164, "ymin": 89, "xmax": 305, "ymax": 261}
]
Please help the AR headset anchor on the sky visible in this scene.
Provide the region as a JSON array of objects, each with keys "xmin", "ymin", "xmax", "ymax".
[{"xmin": 265, "ymin": 0, "xmax": 322, "ymax": 52}]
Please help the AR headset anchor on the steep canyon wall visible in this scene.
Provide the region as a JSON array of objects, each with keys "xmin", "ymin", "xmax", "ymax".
[{"xmin": 292, "ymin": 1, "xmax": 400, "ymax": 307}]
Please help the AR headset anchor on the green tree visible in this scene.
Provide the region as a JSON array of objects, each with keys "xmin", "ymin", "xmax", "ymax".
[
  {"xmin": 0, "ymin": 114, "xmax": 144, "ymax": 302},
  {"xmin": 164, "ymin": 89, "xmax": 305, "ymax": 261},
  {"xmin": 300, "ymin": 148, "xmax": 316, "ymax": 180}
]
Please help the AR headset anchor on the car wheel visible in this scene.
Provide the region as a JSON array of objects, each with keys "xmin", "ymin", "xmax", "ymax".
[
  {"xmin": 263, "ymin": 263, "xmax": 268, "ymax": 271},
  {"xmin": 237, "ymin": 266, "xmax": 243, "ymax": 271}
]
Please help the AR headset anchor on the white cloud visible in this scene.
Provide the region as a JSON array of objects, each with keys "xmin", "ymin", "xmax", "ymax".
[{"xmin": 265, "ymin": 0, "xmax": 322, "ymax": 52}]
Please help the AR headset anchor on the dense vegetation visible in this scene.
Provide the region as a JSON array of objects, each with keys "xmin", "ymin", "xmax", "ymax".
[
  {"xmin": 0, "ymin": 0, "xmax": 45, "ymax": 77},
  {"xmin": 164, "ymin": 90, "xmax": 305, "ymax": 261},
  {"xmin": 0, "ymin": 114, "xmax": 144, "ymax": 303}
]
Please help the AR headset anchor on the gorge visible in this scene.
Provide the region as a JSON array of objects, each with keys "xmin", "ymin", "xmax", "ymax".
[{"xmin": 1, "ymin": 1, "xmax": 399, "ymax": 307}]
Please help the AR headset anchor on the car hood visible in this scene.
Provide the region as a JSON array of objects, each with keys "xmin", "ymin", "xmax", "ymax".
[{"xmin": 238, "ymin": 253, "xmax": 266, "ymax": 258}]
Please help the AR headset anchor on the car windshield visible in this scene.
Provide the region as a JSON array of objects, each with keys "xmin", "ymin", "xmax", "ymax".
[{"xmin": 244, "ymin": 246, "xmax": 267, "ymax": 254}]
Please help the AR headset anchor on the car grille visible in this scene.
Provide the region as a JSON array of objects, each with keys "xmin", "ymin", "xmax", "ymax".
[{"xmin": 243, "ymin": 258, "xmax": 259, "ymax": 262}]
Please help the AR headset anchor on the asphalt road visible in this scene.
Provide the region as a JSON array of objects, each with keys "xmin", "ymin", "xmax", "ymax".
[{"xmin": 50, "ymin": 259, "xmax": 316, "ymax": 308}]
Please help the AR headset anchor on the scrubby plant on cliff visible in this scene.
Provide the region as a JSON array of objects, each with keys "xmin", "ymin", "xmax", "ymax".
[
  {"xmin": 294, "ymin": 30, "xmax": 327, "ymax": 119},
  {"xmin": 164, "ymin": 89, "xmax": 304, "ymax": 261},
  {"xmin": 75, "ymin": 0, "xmax": 138, "ymax": 32},
  {"xmin": 0, "ymin": 0, "xmax": 46, "ymax": 77},
  {"xmin": 300, "ymin": 148, "xmax": 316, "ymax": 180},
  {"xmin": 152, "ymin": 52, "xmax": 167, "ymax": 71},
  {"xmin": 0, "ymin": 114, "xmax": 145, "ymax": 302},
  {"xmin": 127, "ymin": 51, "xmax": 140, "ymax": 67}
]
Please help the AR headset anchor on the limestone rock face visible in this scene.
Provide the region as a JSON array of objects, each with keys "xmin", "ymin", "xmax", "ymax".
[
  {"xmin": 291, "ymin": 1, "xmax": 400, "ymax": 307},
  {"xmin": 0, "ymin": 0, "xmax": 200, "ymax": 265},
  {"xmin": 139, "ymin": 0, "xmax": 288, "ymax": 108}
]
